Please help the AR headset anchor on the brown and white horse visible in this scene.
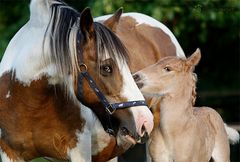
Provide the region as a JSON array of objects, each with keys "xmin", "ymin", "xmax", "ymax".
[
  {"xmin": 0, "ymin": 1, "xmax": 154, "ymax": 161},
  {"xmin": 134, "ymin": 49, "xmax": 240, "ymax": 162}
]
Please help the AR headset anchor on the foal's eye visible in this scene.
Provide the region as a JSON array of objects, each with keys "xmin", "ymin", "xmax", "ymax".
[
  {"xmin": 101, "ymin": 65, "xmax": 113, "ymax": 76},
  {"xmin": 164, "ymin": 66, "xmax": 172, "ymax": 72}
]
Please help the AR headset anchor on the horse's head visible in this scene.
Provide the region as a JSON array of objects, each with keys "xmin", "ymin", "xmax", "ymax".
[
  {"xmin": 133, "ymin": 49, "xmax": 201, "ymax": 98},
  {"xmin": 73, "ymin": 8, "xmax": 153, "ymax": 146}
]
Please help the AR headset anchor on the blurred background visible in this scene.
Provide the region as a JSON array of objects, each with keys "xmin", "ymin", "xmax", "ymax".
[{"xmin": 0, "ymin": 0, "xmax": 239, "ymax": 161}]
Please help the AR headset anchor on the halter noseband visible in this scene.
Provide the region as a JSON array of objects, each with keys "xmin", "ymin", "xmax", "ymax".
[{"xmin": 76, "ymin": 30, "xmax": 147, "ymax": 135}]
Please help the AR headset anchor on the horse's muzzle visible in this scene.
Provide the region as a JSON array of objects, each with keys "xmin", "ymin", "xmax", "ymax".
[{"xmin": 120, "ymin": 126, "xmax": 150, "ymax": 144}]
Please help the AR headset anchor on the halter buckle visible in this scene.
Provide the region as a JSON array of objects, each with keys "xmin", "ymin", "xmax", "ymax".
[
  {"xmin": 106, "ymin": 104, "xmax": 116, "ymax": 115},
  {"xmin": 78, "ymin": 63, "xmax": 88, "ymax": 72}
]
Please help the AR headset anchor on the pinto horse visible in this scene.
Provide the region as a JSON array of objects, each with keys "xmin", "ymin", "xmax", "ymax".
[
  {"xmin": 134, "ymin": 49, "xmax": 240, "ymax": 162},
  {"xmin": 0, "ymin": 0, "xmax": 154, "ymax": 161}
]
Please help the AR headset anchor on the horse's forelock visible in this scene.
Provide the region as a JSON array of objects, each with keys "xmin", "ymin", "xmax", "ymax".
[{"xmin": 94, "ymin": 22, "xmax": 129, "ymax": 69}]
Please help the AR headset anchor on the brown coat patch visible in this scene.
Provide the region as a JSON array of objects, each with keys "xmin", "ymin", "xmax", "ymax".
[
  {"xmin": 111, "ymin": 16, "xmax": 176, "ymax": 72},
  {"xmin": 0, "ymin": 72, "xmax": 85, "ymax": 160},
  {"xmin": 92, "ymin": 136, "xmax": 125, "ymax": 162}
]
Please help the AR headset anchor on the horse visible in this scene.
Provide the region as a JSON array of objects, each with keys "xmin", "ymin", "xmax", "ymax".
[
  {"xmin": 133, "ymin": 49, "xmax": 240, "ymax": 162},
  {"xmin": 0, "ymin": 0, "xmax": 154, "ymax": 161}
]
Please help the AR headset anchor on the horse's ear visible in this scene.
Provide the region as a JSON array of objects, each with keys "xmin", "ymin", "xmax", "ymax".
[
  {"xmin": 186, "ymin": 48, "xmax": 201, "ymax": 70},
  {"xmin": 80, "ymin": 7, "xmax": 94, "ymax": 35},
  {"xmin": 103, "ymin": 7, "xmax": 123, "ymax": 31}
]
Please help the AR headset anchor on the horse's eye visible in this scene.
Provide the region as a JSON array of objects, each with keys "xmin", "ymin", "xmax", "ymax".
[
  {"xmin": 104, "ymin": 66, "xmax": 112, "ymax": 73},
  {"xmin": 164, "ymin": 66, "xmax": 172, "ymax": 72},
  {"xmin": 101, "ymin": 65, "xmax": 113, "ymax": 76}
]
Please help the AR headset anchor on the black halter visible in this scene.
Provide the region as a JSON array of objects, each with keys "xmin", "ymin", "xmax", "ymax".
[{"xmin": 76, "ymin": 30, "xmax": 147, "ymax": 135}]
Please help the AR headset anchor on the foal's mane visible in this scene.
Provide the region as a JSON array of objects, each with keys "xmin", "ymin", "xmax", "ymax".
[
  {"xmin": 191, "ymin": 72, "xmax": 197, "ymax": 105},
  {"xmin": 176, "ymin": 57, "xmax": 198, "ymax": 105},
  {"xmin": 43, "ymin": 0, "xmax": 129, "ymax": 85}
]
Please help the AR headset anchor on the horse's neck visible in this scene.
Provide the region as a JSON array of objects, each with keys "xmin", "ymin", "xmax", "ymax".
[
  {"xmin": 0, "ymin": 0, "xmax": 59, "ymax": 85},
  {"xmin": 29, "ymin": 0, "xmax": 52, "ymax": 25},
  {"xmin": 159, "ymin": 87, "xmax": 194, "ymax": 131},
  {"xmin": 2, "ymin": 72, "xmax": 56, "ymax": 108}
]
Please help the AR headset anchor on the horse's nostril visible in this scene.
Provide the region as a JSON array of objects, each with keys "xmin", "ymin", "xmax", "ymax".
[
  {"xmin": 136, "ymin": 131, "xmax": 149, "ymax": 144},
  {"xmin": 133, "ymin": 73, "xmax": 141, "ymax": 82},
  {"xmin": 141, "ymin": 125, "xmax": 146, "ymax": 135},
  {"xmin": 140, "ymin": 132, "xmax": 149, "ymax": 144}
]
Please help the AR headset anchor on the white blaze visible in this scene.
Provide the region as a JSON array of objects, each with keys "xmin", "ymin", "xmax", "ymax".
[{"xmin": 119, "ymin": 62, "xmax": 153, "ymax": 135}]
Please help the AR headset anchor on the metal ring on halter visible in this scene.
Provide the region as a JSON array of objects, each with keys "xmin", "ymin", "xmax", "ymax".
[
  {"xmin": 78, "ymin": 63, "xmax": 88, "ymax": 72},
  {"xmin": 106, "ymin": 104, "xmax": 116, "ymax": 115}
]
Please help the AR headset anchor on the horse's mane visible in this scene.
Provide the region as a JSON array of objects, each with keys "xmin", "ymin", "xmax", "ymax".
[
  {"xmin": 43, "ymin": 1, "xmax": 79, "ymax": 80},
  {"xmin": 43, "ymin": 0, "xmax": 129, "ymax": 84}
]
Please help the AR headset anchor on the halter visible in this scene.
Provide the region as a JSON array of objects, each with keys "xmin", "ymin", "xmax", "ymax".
[{"xmin": 76, "ymin": 30, "xmax": 147, "ymax": 135}]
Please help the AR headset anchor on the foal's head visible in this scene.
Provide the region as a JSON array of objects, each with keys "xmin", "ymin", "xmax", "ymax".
[
  {"xmin": 45, "ymin": 3, "xmax": 153, "ymax": 146},
  {"xmin": 134, "ymin": 49, "xmax": 201, "ymax": 101}
]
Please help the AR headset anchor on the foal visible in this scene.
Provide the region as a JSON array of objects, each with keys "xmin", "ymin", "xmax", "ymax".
[{"xmin": 134, "ymin": 49, "xmax": 239, "ymax": 162}]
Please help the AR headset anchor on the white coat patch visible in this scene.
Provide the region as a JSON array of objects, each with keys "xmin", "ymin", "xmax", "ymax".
[{"xmin": 6, "ymin": 91, "xmax": 10, "ymax": 99}]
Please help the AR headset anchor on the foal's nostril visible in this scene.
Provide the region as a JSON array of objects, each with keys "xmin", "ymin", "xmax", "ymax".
[
  {"xmin": 133, "ymin": 73, "xmax": 141, "ymax": 82},
  {"xmin": 136, "ymin": 82, "xmax": 144, "ymax": 89},
  {"xmin": 133, "ymin": 74, "xmax": 144, "ymax": 89}
]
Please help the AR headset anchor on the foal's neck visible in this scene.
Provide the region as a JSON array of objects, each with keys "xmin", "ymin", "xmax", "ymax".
[{"xmin": 160, "ymin": 82, "xmax": 194, "ymax": 129}]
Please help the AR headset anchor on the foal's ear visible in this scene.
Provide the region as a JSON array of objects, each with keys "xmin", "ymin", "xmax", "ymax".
[
  {"xmin": 80, "ymin": 7, "xmax": 94, "ymax": 36},
  {"xmin": 103, "ymin": 7, "xmax": 123, "ymax": 31},
  {"xmin": 186, "ymin": 48, "xmax": 201, "ymax": 70}
]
